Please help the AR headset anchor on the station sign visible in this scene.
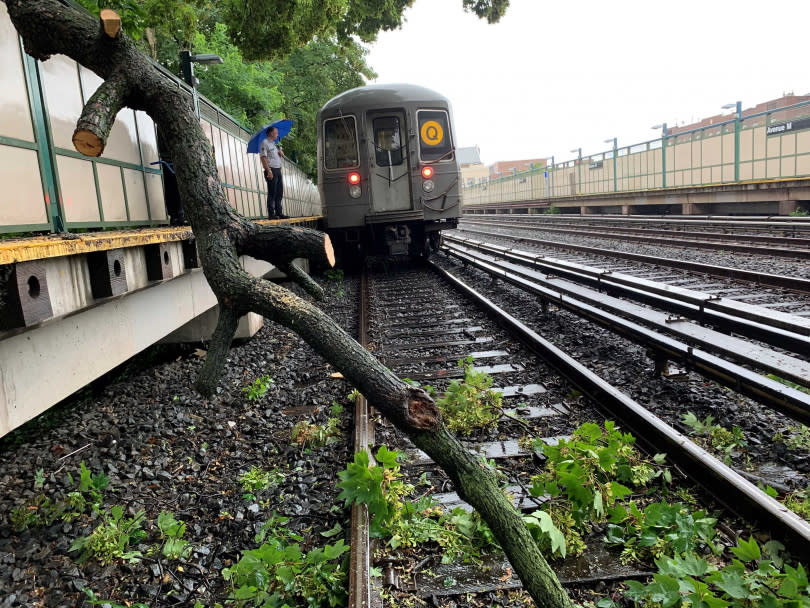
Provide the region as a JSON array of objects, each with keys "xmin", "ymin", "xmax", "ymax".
[{"xmin": 766, "ymin": 117, "xmax": 810, "ymax": 136}]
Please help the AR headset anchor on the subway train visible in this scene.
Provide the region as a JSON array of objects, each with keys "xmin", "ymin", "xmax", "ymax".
[{"xmin": 317, "ymin": 83, "xmax": 461, "ymax": 262}]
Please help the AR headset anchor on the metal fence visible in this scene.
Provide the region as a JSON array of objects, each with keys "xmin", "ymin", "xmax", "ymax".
[
  {"xmin": 463, "ymin": 99, "xmax": 810, "ymax": 206},
  {"xmin": 0, "ymin": 4, "xmax": 320, "ymax": 235}
]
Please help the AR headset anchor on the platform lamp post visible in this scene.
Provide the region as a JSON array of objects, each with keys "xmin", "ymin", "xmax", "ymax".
[
  {"xmin": 570, "ymin": 147, "xmax": 582, "ymax": 194},
  {"xmin": 179, "ymin": 51, "xmax": 223, "ymax": 117},
  {"xmin": 604, "ymin": 137, "xmax": 617, "ymax": 192},
  {"xmin": 546, "ymin": 155, "xmax": 554, "ymax": 198},
  {"xmin": 722, "ymin": 101, "xmax": 742, "ymax": 182},
  {"xmin": 651, "ymin": 123, "xmax": 668, "ymax": 188}
]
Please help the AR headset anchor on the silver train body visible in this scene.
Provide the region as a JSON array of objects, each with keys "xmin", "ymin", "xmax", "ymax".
[{"xmin": 317, "ymin": 83, "xmax": 461, "ymax": 259}]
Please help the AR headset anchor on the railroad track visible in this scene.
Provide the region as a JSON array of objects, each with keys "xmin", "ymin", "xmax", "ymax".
[
  {"xmin": 457, "ymin": 221, "xmax": 810, "ymax": 300},
  {"xmin": 347, "ymin": 260, "xmax": 810, "ymax": 606},
  {"xmin": 461, "ymin": 215, "xmax": 810, "ymax": 255}
]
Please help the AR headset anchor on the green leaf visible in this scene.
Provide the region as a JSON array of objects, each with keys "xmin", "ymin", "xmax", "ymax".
[
  {"xmin": 730, "ymin": 537, "xmax": 761, "ymax": 562},
  {"xmin": 320, "ymin": 523, "xmax": 343, "ymax": 538},
  {"xmin": 708, "ymin": 568, "xmax": 749, "ymax": 599}
]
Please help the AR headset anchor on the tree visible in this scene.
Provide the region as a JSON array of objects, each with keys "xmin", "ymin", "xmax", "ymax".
[
  {"xmin": 3, "ymin": 1, "xmax": 573, "ymax": 606},
  {"xmin": 277, "ymin": 38, "xmax": 375, "ymax": 176}
]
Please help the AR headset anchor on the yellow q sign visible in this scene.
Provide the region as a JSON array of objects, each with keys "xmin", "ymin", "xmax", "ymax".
[{"xmin": 420, "ymin": 120, "xmax": 444, "ymax": 146}]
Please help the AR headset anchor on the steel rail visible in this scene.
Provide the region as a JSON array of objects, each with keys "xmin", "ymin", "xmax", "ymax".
[
  {"xmin": 444, "ymin": 239, "xmax": 810, "ymax": 388},
  {"xmin": 441, "ymin": 245, "xmax": 810, "ymax": 424},
  {"xmin": 466, "ymin": 217, "xmax": 810, "ymax": 248},
  {"xmin": 444, "ymin": 234, "xmax": 810, "ymax": 349},
  {"xmin": 428, "ymin": 260, "xmax": 810, "ymax": 561},
  {"xmin": 348, "ymin": 271, "xmax": 375, "ymax": 608},
  {"xmin": 461, "ymin": 218, "xmax": 810, "ymax": 259},
  {"xmin": 456, "ymin": 224, "xmax": 810, "ymax": 294},
  {"xmin": 463, "ymin": 213, "xmax": 810, "ymax": 231}
]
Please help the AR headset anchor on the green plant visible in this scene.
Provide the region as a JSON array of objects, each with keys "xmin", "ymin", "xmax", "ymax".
[
  {"xmin": 766, "ymin": 374, "xmax": 810, "ymax": 395},
  {"xmin": 242, "ymin": 374, "xmax": 274, "ymax": 401},
  {"xmin": 239, "ymin": 466, "xmax": 284, "ymax": 501},
  {"xmin": 528, "ymin": 421, "xmax": 670, "ymax": 555},
  {"xmin": 347, "ymin": 389, "xmax": 362, "ymax": 403},
  {"xmin": 605, "ymin": 501, "xmax": 720, "ymax": 564},
  {"xmin": 10, "ymin": 461, "xmax": 108, "ymax": 531},
  {"xmin": 784, "ymin": 487, "xmax": 810, "ymax": 519},
  {"xmin": 222, "ymin": 513, "xmax": 348, "ymax": 607},
  {"xmin": 773, "ymin": 424, "xmax": 810, "ymax": 453},
  {"xmin": 157, "ymin": 511, "xmax": 192, "ymax": 560},
  {"xmin": 435, "ymin": 357, "xmax": 502, "ymax": 434},
  {"xmin": 70, "ymin": 505, "xmax": 147, "ymax": 565},
  {"xmin": 291, "ymin": 417, "xmax": 341, "ymax": 448},
  {"xmin": 325, "ymin": 268, "xmax": 345, "ymax": 297},
  {"xmin": 622, "ymin": 537, "xmax": 810, "ymax": 607},
  {"xmin": 544, "ymin": 205, "xmax": 561, "ymax": 214},
  {"xmin": 337, "ymin": 446, "xmax": 408, "ymax": 537},
  {"xmin": 337, "ymin": 447, "xmax": 499, "ymax": 562},
  {"xmin": 682, "ymin": 412, "xmax": 747, "ymax": 463},
  {"xmin": 789, "ymin": 208, "xmax": 809, "ymax": 216}
]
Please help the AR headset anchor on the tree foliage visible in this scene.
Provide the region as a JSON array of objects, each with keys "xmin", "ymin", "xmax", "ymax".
[
  {"xmin": 74, "ymin": 0, "xmax": 511, "ymax": 176},
  {"xmin": 192, "ymin": 23, "xmax": 283, "ymax": 129},
  {"xmin": 277, "ymin": 38, "xmax": 374, "ymax": 175}
]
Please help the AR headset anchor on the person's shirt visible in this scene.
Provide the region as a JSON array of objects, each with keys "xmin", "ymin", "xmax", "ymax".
[{"xmin": 260, "ymin": 138, "xmax": 282, "ymax": 169}]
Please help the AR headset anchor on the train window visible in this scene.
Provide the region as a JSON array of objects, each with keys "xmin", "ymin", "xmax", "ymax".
[
  {"xmin": 373, "ymin": 117, "xmax": 403, "ymax": 166},
  {"xmin": 324, "ymin": 116, "xmax": 359, "ymax": 170},
  {"xmin": 417, "ymin": 110, "xmax": 453, "ymax": 162}
]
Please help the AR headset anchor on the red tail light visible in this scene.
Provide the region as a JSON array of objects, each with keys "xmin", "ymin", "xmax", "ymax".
[
  {"xmin": 421, "ymin": 166, "xmax": 434, "ymax": 179},
  {"xmin": 348, "ymin": 172, "xmax": 361, "ymax": 185}
]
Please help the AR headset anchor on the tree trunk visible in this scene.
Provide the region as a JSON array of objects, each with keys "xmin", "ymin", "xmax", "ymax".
[{"xmin": 3, "ymin": 2, "xmax": 572, "ymax": 605}]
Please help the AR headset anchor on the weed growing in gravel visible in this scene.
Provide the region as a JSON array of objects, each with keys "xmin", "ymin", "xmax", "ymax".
[
  {"xmin": 239, "ymin": 466, "xmax": 285, "ymax": 501},
  {"xmin": 70, "ymin": 505, "xmax": 147, "ymax": 565},
  {"xmin": 325, "ymin": 268, "xmax": 345, "ymax": 298},
  {"xmin": 435, "ymin": 356, "xmax": 502, "ymax": 434},
  {"xmin": 242, "ymin": 374, "xmax": 274, "ymax": 401},
  {"xmin": 223, "ymin": 513, "xmax": 349, "ymax": 607},
  {"xmin": 337, "ymin": 445, "xmax": 498, "ymax": 563},
  {"xmin": 156, "ymin": 510, "xmax": 192, "ymax": 560},
  {"xmin": 681, "ymin": 412, "xmax": 747, "ymax": 464},
  {"xmin": 291, "ymin": 416, "xmax": 342, "ymax": 448},
  {"xmin": 529, "ymin": 421, "xmax": 671, "ymax": 557},
  {"xmin": 784, "ymin": 487, "xmax": 810, "ymax": 519},
  {"xmin": 10, "ymin": 461, "xmax": 108, "ymax": 530},
  {"xmin": 773, "ymin": 424, "xmax": 810, "ymax": 452},
  {"xmin": 605, "ymin": 537, "xmax": 810, "ymax": 608}
]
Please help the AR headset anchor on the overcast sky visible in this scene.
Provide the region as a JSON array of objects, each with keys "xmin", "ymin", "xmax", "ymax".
[{"xmin": 364, "ymin": 0, "xmax": 808, "ymax": 166}]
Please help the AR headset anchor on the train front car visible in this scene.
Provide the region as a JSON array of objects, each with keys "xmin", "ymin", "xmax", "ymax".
[{"xmin": 317, "ymin": 84, "xmax": 460, "ymax": 263}]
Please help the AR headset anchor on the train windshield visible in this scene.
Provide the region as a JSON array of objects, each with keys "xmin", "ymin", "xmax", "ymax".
[
  {"xmin": 373, "ymin": 117, "xmax": 403, "ymax": 166},
  {"xmin": 417, "ymin": 110, "xmax": 453, "ymax": 162},
  {"xmin": 323, "ymin": 116, "xmax": 359, "ymax": 170}
]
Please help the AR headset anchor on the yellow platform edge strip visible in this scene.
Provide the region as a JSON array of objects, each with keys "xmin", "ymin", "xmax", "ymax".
[{"xmin": 0, "ymin": 217, "xmax": 321, "ymax": 265}]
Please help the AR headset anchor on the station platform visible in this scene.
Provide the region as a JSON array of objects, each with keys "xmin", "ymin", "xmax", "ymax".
[{"xmin": 0, "ymin": 217, "xmax": 321, "ymax": 438}]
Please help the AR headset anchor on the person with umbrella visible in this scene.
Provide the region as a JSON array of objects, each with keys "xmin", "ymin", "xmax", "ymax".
[{"xmin": 259, "ymin": 125, "xmax": 286, "ymax": 219}]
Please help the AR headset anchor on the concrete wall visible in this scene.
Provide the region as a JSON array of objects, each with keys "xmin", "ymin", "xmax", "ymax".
[{"xmin": 0, "ymin": 250, "xmax": 273, "ymax": 438}]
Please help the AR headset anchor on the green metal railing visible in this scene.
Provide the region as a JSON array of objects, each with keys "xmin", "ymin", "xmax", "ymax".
[{"xmin": 463, "ymin": 99, "xmax": 810, "ymax": 207}]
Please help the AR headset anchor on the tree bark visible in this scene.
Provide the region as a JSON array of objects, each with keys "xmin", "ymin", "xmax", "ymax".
[{"xmin": 3, "ymin": 2, "xmax": 572, "ymax": 605}]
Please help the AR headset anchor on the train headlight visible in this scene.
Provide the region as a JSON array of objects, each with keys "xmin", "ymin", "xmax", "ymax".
[
  {"xmin": 422, "ymin": 179, "xmax": 435, "ymax": 193},
  {"xmin": 421, "ymin": 166, "xmax": 434, "ymax": 179},
  {"xmin": 348, "ymin": 171, "xmax": 361, "ymax": 185},
  {"xmin": 349, "ymin": 184, "xmax": 362, "ymax": 198}
]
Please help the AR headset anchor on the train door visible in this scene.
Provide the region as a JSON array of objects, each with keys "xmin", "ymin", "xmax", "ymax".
[{"xmin": 367, "ymin": 111, "xmax": 411, "ymax": 212}]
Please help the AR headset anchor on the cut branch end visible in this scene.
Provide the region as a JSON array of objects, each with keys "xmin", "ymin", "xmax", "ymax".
[
  {"xmin": 72, "ymin": 129, "xmax": 104, "ymax": 157},
  {"xmin": 99, "ymin": 9, "xmax": 121, "ymax": 38}
]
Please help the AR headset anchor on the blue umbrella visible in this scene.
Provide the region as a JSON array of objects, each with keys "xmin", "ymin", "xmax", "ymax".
[{"xmin": 247, "ymin": 119, "xmax": 293, "ymax": 153}]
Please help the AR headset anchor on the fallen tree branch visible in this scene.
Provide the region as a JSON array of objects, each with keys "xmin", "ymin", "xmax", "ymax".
[{"xmin": 3, "ymin": 2, "xmax": 573, "ymax": 605}]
